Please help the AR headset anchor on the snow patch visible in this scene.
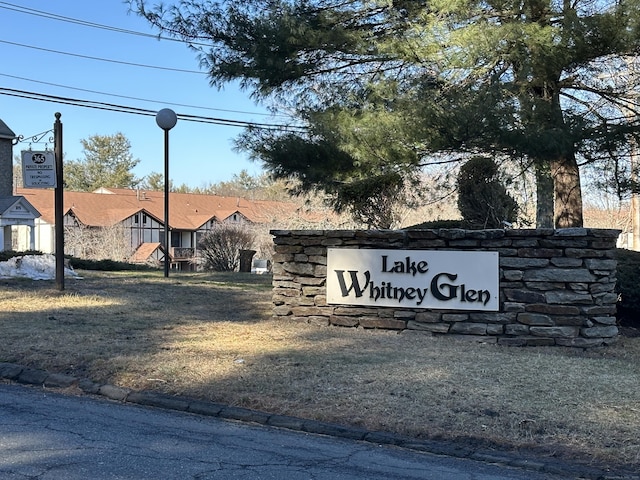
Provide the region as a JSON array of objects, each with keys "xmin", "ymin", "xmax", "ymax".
[{"xmin": 0, "ymin": 254, "xmax": 79, "ymax": 280}]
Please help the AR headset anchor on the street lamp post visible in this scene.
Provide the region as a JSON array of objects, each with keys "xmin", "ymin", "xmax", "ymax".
[{"xmin": 155, "ymin": 108, "xmax": 177, "ymax": 277}]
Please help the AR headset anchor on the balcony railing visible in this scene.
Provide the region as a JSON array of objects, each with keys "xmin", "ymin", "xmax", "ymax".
[{"xmin": 170, "ymin": 247, "xmax": 195, "ymax": 259}]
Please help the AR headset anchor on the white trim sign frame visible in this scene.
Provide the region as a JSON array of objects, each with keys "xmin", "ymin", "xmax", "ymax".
[{"xmin": 21, "ymin": 151, "xmax": 56, "ymax": 188}]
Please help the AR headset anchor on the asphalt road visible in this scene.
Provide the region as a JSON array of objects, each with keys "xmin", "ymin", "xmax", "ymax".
[{"xmin": 0, "ymin": 383, "xmax": 573, "ymax": 480}]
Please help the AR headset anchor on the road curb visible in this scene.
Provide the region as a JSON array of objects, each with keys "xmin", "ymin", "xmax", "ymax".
[{"xmin": 1, "ymin": 362, "xmax": 637, "ymax": 480}]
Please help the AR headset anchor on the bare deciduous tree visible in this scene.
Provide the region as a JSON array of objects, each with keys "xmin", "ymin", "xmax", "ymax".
[
  {"xmin": 64, "ymin": 224, "xmax": 132, "ymax": 261},
  {"xmin": 198, "ymin": 222, "xmax": 255, "ymax": 271}
]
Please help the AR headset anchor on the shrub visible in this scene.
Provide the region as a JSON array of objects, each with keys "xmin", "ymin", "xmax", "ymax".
[
  {"xmin": 0, "ymin": 251, "xmax": 151, "ymax": 271},
  {"xmin": 457, "ymin": 156, "xmax": 519, "ymax": 229},
  {"xmin": 406, "ymin": 219, "xmax": 464, "ymax": 229},
  {"xmin": 0, "ymin": 250, "xmax": 42, "ymax": 262},
  {"xmin": 615, "ymin": 248, "xmax": 640, "ymax": 325},
  {"xmin": 67, "ymin": 257, "xmax": 154, "ymax": 271}
]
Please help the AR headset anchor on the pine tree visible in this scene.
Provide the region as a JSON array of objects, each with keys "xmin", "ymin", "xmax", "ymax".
[
  {"xmin": 131, "ymin": 0, "xmax": 640, "ymax": 227},
  {"xmin": 65, "ymin": 133, "xmax": 140, "ymax": 191}
]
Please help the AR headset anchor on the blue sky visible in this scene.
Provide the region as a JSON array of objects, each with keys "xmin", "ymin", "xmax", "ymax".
[{"xmin": 0, "ymin": 1, "xmax": 281, "ymax": 188}]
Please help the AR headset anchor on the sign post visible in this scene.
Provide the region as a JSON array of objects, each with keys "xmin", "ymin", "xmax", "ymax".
[
  {"xmin": 54, "ymin": 113, "xmax": 64, "ymax": 291},
  {"xmin": 20, "ymin": 113, "xmax": 64, "ymax": 290}
]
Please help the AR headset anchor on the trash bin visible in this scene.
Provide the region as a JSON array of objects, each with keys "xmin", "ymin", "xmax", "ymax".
[{"xmin": 239, "ymin": 249, "xmax": 256, "ymax": 272}]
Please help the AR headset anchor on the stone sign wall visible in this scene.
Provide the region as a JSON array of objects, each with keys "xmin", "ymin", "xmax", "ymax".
[{"xmin": 270, "ymin": 228, "xmax": 620, "ymax": 347}]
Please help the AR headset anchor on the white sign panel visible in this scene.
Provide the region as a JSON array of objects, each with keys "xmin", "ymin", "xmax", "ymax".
[
  {"xmin": 327, "ymin": 248, "xmax": 499, "ymax": 311},
  {"xmin": 22, "ymin": 151, "xmax": 56, "ymax": 188}
]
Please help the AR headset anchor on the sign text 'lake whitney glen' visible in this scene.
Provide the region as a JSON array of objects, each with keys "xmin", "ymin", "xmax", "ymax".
[{"xmin": 326, "ymin": 249, "xmax": 499, "ymax": 311}]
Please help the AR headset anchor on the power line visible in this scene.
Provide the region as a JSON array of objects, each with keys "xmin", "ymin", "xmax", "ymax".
[
  {"xmin": 0, "ymin": 73, "xmax": 291, "ymax": 119},
  {"xmin": 0, "ymin": 39, "xmax": 206, "ymax": 74},
  {"xmin": 0, "ymin": 1, "xmax": 209, "ymax": 47},
  {"xmin": 0, "ymin": 4, "xmax": 305, "ymax": 132},
  {"xmin": 0, "ymin": 87, "xmax": 308, "ymax": 132},
  {"xmin": 0, "ymin": 6, "xmax": 296, "ymax": 125}
]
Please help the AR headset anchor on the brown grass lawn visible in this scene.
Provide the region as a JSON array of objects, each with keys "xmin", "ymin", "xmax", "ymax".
[{"xmin": 1, "ymin": 270, "xmax": 639, "ymax": 470}]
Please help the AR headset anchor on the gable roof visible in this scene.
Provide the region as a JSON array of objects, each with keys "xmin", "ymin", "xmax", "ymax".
[
  {"xmin": 130, "ymin": 242, "xmax": 163, "ymax": 263},
  {"xmin": 15, "ymin": 187, "xmax": 305, "ymax": 230},
  {"xmin": 0, "ymin": 118, "xmax": 16, "ymax": 140},
  {"xmin": 0, "ymin": 195, "xmax": 40, "ymax": 219},
  {"xmin": 0, "ymin": 196, "xmax": 21, "ymax": 214}
]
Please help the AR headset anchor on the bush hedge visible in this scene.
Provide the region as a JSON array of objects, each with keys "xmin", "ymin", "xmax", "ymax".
[
  {"xmin": 614, "ymin": 248, "xmax": 640, "ymax": 325},
  {"xmin": 0, "ymin": 251, "xmax": 154, "ymax": 272},
  {"xmin": 67, "ymin": 257, "xmax": 156, "ymax": 271},
  {"xmin": 0, "ymin": 250, "xmax": 42, "ymax": 262}
]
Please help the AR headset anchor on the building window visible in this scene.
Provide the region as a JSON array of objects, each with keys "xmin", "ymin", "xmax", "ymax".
[
  {"xmin": 134, "ymin": 214, "xmax": 139, "ymax": 224},
  {"xmin": 143, "ymin": 214, "xmax": 147, "ymax": 225},
  {"xmin": 171, "ymin": 231, "xmax": 180, "ymax": 247}
]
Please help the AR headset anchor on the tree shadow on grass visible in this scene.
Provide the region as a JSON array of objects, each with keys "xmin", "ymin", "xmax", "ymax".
[{"xmin": 0, "ymin": 271, "xmax": 274, "ymax": 377}]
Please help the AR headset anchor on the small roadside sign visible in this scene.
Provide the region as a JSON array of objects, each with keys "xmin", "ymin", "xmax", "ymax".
[{"xmin": 22, "ymin": 150, "xmax": 56, "ymax": 188}]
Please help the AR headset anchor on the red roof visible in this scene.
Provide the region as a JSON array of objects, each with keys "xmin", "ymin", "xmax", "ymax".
[
  {"xmin": 16, "ymin": 187, "xmax": 305, "ymax": 229},
  {"xmin": 130, "ymin": 242, "xmax": 163, "ymax": 263}
]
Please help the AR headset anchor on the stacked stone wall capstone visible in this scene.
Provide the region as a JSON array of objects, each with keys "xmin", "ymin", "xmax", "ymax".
[{"xmin": 270, "ymin": 228, "xmax": 620, "ymax": 347}]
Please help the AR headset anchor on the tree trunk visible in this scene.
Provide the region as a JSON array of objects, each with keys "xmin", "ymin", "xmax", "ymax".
[
  {"xmin": 552, "ymin": 154, "xmax": 583, "ymax": 228},
  {"xmin": 535, "ymin": 162, "xmax": 554, "ymax": 228}
]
